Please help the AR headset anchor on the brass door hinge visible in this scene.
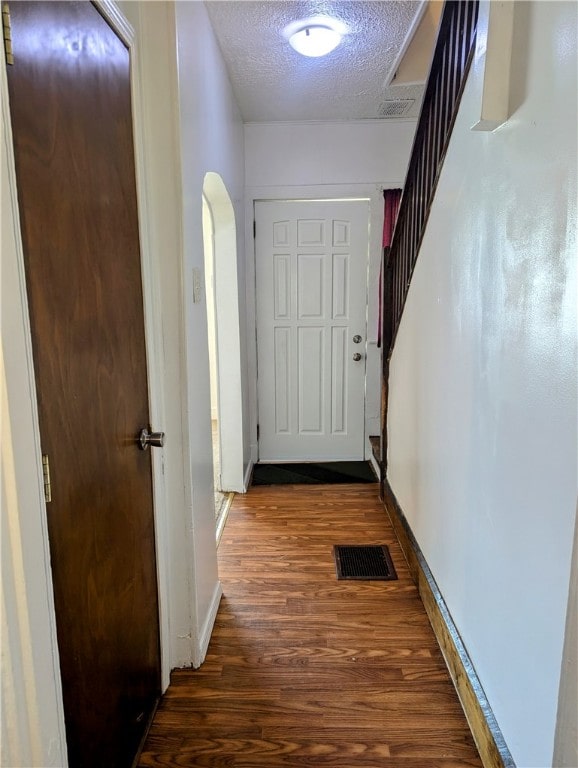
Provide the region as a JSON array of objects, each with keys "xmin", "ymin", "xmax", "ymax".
[
  {"xmin": 42, "ymin": 454, "xmax": 52, "ymax": 503},
  {"xmin": 2, "ymin": 3, "xmax": 13, "ymax": 65}
]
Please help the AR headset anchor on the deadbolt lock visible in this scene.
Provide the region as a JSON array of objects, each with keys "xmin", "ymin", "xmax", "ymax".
[{"xmin": 353, "ymin": 335, "xmax": 362, "ymax": 343}]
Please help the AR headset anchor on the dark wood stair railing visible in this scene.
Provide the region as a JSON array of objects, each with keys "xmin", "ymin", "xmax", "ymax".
[{"xmin": 380, "ymin": 0, "xmax": 480, "ymax": 486}]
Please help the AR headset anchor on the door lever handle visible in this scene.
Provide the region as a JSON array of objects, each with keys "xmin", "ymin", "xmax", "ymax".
[{"xmin": 138, "ymin": 428, "xmax": 165, "ymax": 450}]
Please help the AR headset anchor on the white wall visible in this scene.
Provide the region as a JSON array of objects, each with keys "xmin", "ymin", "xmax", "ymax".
[
  {"xmin": 244, "ymin": 119, "xmax": 416, "ymax": 461},
  {"xmin": 171, "ymin": 0, "xmax": 248, "ymax": 656},
  {"xmin": 387, "ymin": 3, "xmax": 577, "ymax": 766},
  {"xmin": 116, "ymin": 0, "xmax": 203, "ymax": 675},
  {"xmin": 119, "ymin": 0, "xmax": 250, "ymax": 675},
  {"xmin": 245, "ymin": 120, "xmax": 416, "ymax": 188},
  {"xmin": 121, "ymin": 0, "xmax": 249, "ymax": 665}
]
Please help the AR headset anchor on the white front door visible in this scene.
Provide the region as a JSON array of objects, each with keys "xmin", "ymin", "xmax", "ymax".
[{"xmin": 255, "ymin": 199, "xmax": 369, "ymax": 461}]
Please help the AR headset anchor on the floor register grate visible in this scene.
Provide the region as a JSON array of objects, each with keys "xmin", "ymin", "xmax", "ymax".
[{"xmin": 333, "ymin": 545, "xmax": 398, "ymax": 581}]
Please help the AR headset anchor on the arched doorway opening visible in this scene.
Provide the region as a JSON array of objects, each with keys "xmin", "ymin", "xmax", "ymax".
[{"xmin": 201, "ymin": 173, "xmax": 244, "ymax": 527}]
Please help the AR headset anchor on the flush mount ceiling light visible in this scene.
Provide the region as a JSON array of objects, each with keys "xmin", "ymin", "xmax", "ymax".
[
  {"xmin": 284, "ymin": 16, "xmax": 347, "ymax": 58},
  {"xmin": 289, "ymin": 24, "xmax": 341, "ymax": 57}
]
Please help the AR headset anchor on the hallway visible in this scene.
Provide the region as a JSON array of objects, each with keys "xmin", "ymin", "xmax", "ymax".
[{"xmin": 138, "ymin": 483, "xmax": 482, "ymax": 767}]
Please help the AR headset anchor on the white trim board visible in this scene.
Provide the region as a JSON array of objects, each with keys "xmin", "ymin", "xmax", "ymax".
[
  {"xmin": 243, "ymin": 458, "xmax": 255, "ymax": 492},
  {"xmin": 2, "ymin": 48, "xmax": 68, "ymax": 768},
  {"xmin": 194, "ymin": 582, "xmax": 223, "ymax": 669},
  {"xmin": 106, "ymin": 0, "xmax": 173, "ymax": 690}
]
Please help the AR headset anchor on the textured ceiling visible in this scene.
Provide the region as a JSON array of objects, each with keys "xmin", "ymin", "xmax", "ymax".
[{"xmin": 205, "ymin": 1, "xmax": 426, "ymax": 122}]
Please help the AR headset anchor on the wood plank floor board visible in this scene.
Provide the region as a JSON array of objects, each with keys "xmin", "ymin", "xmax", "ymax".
[
  {"xmin": 139, "ymin": 484, "xmax": 482, "ymax": 767},
  {"xmin": 139, "ymin": 754, "xmax": 481, "ymax": 768}
]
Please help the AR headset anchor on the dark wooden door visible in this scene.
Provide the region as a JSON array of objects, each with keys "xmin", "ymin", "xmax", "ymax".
[{"xmin": 6, "ymin": 3, "xmax": 161, "ymax": 765}]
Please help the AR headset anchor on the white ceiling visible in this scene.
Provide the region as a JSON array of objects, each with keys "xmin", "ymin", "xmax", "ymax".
[{"xmin": 204, "ymin": 0, "xmax": 426, "ymax": 123}]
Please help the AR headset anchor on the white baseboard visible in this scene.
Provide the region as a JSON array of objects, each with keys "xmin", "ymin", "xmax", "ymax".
[
  {"xmin": 243, "ymin": 458, "xmax": 254, "ymax": 492},
  {"xmin": 193, "ymin": 581, "xmax": 223, "ymax": 668},
  {"xmin": 369, "ymin": 453, "xmax": 381, "ymax": 480},
  {"xmin": 216, "ymin": 493, "xmax": 234, "ymax": 546}
]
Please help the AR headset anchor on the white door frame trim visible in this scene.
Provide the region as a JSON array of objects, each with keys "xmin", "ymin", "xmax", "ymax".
[
  {"xmin": 1, "ymin": 3, "xmax": 171, "ymax": 762},
  {"xmin": 2, "ymin": 67, "xmax": 68, "ymax": 761},
  {"xmin": 96, "ymin": 0, "xmax": 171, "ymax": 689},
  {"xmin": 245, "ymin": 184, "xmax": 391, "ymax": 466}
]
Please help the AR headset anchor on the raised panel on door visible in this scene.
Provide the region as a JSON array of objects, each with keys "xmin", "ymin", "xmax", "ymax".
[
  {"xmin": 332, "ymin": 253, "xmax": 350, "ymax": 320},
  {"xmin": 331, "ymin": 326, "xmax": 348, "ymax": 434},
  {"xmin": 256, "ymin": 199, "xmax": 369, "ymax": 461},
  {"xmin": 298, "ymin": 254, "xmax": 325, "ymax": 319},
  {"xmin": 7, "ymin": 3, "xmax": 160, "ymax": 766},
  {"xmin": 274, "ymin": 327, "xmax": 291, "ymax": 434},
  {"xmin": 298, "ymin": 326, "xmax": 324, "ymax": 434}
]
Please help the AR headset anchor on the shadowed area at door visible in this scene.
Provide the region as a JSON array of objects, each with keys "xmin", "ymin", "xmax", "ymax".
[{"xmin": 252, "ymin": 461, "xmax": 377, "ymax": 485}]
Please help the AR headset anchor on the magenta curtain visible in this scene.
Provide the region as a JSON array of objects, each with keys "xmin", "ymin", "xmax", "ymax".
[
  {"xmin": 378, "ymin": 189, "xmax": 402, "ymax": 347},
  {"xmin": 382, "ymin": 188, "xmax": 402, "ymax": 248}
]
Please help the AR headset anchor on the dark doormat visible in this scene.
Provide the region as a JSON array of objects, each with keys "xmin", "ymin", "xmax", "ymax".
[
  {"xmin": 334, "ymin": 545, "xmax": 398, "ymax": 581},
  {"xmin": 251, "ymin": 461, "xmax": 377, "ymax": 486}
]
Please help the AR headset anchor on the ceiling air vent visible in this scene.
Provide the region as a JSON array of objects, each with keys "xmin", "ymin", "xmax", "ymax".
[{"xmin": 378, "ymin": 99, "xmax": 415, "ymax": 118}]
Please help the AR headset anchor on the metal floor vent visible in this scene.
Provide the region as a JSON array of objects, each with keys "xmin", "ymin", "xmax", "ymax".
[{"xmin": 334, "ymin": 545, "xmax": 398, "ymax": 581}]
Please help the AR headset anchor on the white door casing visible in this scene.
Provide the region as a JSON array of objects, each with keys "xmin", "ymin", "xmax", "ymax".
[{"xmin": 255, "ymin": 199, "xmax": 369, "ymax": 461}]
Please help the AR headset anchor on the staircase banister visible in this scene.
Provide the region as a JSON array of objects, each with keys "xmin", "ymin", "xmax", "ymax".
[{"xmin": 385, "ymin": 0, "xmax": 480, "ymax": 359}]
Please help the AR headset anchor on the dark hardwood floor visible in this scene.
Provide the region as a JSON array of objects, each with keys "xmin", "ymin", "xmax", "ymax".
[{"xmin": 138, "ymin": 483, "xmax": 482, "ymax": 767}]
